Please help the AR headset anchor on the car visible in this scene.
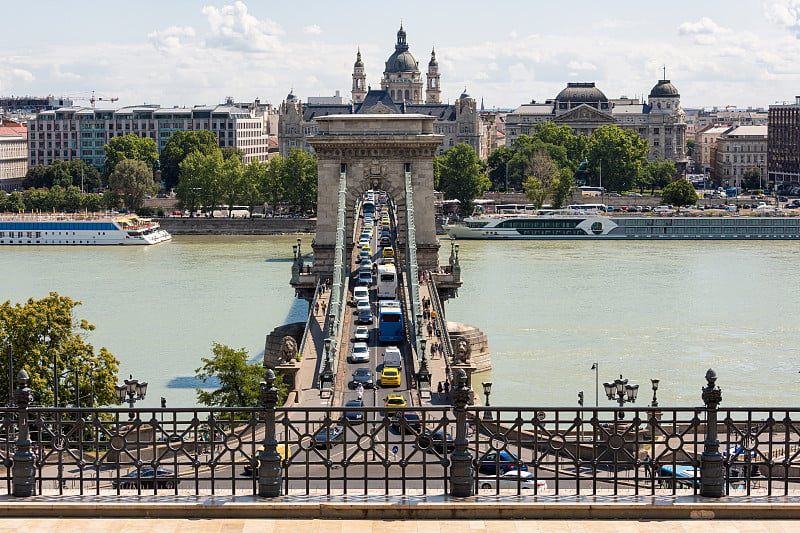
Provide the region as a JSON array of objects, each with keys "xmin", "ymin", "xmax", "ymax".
[
  {"xmin": 382, "ymin": 247, "xmax": 394, "ymax": 258},
  {"xmin": 361, "ymin": 244, "xmax": 372, "ymax": 255},
  {"xmin": 242, "ymin": 444, "xmax": 291, "ymax": 477},
  {"xmin": 353, "ymin": 325, "xmax": 370, "ymax": 342},
  {"xmin": 358, "ymin": 258, "xmax": 373, "ymax": 270},
  {"xmin": 379, "ymin": 235, "xmax": 391, "ymax": 247},
  {"xmin": 357, "ymin": 270, "xmax": 372, "ymax": 286},
  {"xmin": 352, "ymin": 286, "xmax": 369, "ymax": 306},
  {"xmin": 479, "ymin": 470, "xmax": 547, "ymax": 491},
  {"xmin": 113, "ymin": 467, "xmax": 180, "ymax": 489},
  {"xmin": 349, "ymin": 342, "xmax": 370, "ymax": 363},
  {"xmin": 391, "ymin": 411, "xmax": 422, "ymax": 433},
  {"xmin": 478, "ymin": 451, "xmax": 529, "ymax": 475},
  {"xmin": 627, "ymin": 192, "xmax": 643, "ymax": 197},
  {"xmin": 313, "ymin": 424, "xmax": 344, "ymax": 448},
  {"xmin": 342, "ymin": 400, "xmax": 365, "ymax": 423},
  {"xmin": 357, "ymin": 250, "xmax": 371, "ymax": 263},
  {"xmin": 608, "ymin": 193, "xmax": 621, "ymax": 197},
  {"xmin": 357, "ymin": 302, "xmax": 373, "ymax": 324},
  {"xmin": 352, "ymin": 367, "xmax": 374, "ymax": 388},
  {"xmin": 383, "ymin": 393, "xmax": 406, "ymax": 415},
  {"xmin": 417, "ymin": 429, "xmax": 455, "ymax": 453},
  {"xmin": 381, "ymin": 367, "xmax": 401, "ymax": 387}
]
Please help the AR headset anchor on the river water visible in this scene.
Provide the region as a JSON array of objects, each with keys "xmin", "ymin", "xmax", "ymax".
[{"xmin": 3, "ymin": 236, "xmax": 799, "ymax": 408}]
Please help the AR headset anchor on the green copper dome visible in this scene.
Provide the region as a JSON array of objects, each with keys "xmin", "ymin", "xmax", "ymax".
[
  {"xmin": 649, "ymin": 79, "xmax": 679, "ymax": 97},
  {"xmin": 385, "ymin": 24, "xmax": 419, "ymax": 73}
]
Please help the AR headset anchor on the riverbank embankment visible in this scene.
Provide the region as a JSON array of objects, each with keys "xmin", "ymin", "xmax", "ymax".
[{"xmin": 159, "ymin": 217, "xmax": 315, "ymax": 235}]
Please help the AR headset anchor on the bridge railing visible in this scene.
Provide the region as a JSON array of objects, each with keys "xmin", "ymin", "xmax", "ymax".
[
  {"xmin": 401, "ymin": 169, "xmax": 427, "ymax": 389},
  {"xmin": 425, "ymin": 275, "xmax": 454, "ymax": 380},
  {"xmin": 1, "ymin": 372, "xmax": 795, "ymax": 498}
]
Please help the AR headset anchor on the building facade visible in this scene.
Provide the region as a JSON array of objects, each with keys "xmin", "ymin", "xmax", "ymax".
[
  {"xmin": 768, "ymin": 99, "xmax": 800, "ymax": 188},
  {"xmin": 278, "ymin": 25, "xmax": 491, "ymax": 159},
  {"xmin": 694, "ymin": 125, "xmax": 728, "ymax": 175},
  {"xmin": 27, "ymin": 99, "xmax": 277, "ymax": 172},
  {"xmin": 0, "ymin": 122, "xmax": 27, "ymax": 191},
  {"xmin": 505, "ymin": 80, "xmax": 688, "ymax": 167},
  {"xmin": 714, "ymin": 125, "xmax": 768, "ymax": 188}
]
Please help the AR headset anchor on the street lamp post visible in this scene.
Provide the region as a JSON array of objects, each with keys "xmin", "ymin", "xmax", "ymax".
[
  {"xmin": 115, "ymin": 374, "xmax": 148, "ymax": 420},
  {"xmin": 12, "ymin": 370, "xmax": 35, "ymax": 497},
  {"xmin": 482, "ymin": 381, "xmax": 492, "ymax": 420},
  {"xmin": 591, "ymin": 363, "xmax": 599, "ymax": 407},
  {"xmin": 700, "ymin": 368, "xmax": 724, "ymax": 497},
  {"xmin": 603, "ymin": 374, "xmax": 639, "ymax": 419},
  {"xmin": 650, "ymin": 379, "xmax": 660, "ymax": 408}
]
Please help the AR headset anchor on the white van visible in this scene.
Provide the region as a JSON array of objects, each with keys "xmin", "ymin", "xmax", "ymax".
[
  {"xmin": 383, "ymin": 346, "xmax": 402, "ymax": 368},
  {"xmin": 353, "ymin": 286, "xmax": 369, "ymax": 306}
]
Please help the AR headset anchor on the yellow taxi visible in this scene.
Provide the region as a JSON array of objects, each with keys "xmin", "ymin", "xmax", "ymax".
[
  {"xmin": 381, "ymin": 367, "xmax": 401, "ymax": 387},
  {"xmin": 383, "ymin": 393, "xmax": 406, "ymax": 415},
  {"xmin": 243, "ymin": 444, "xmax": 291, "ymax": 477},
  {"xmin": 382, "ymin": 247, "xmax": 394, "ymax": 258},
  {"xmin": 361, "ymin": 244, "xmax": 371, "ymax": 255}
]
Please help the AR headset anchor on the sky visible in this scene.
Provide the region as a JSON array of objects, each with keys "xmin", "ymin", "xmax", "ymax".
[{"xmin": 3, "ymin": 0, "xmax": 800, "ymax": 111}]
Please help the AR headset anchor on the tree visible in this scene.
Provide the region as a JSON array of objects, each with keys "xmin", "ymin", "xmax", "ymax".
[
  {"xmin": 742, "ymin": 167, "xmax": 762, "ymax": 191},
  {"xmin": 486, "ymin": 146, "xmax": 513, "ymax": 191},
  {"xmin": 83, "ymin": 193, "xmax": 102, "ymax": 213},
  {"xmin": 662, "ymin": 179, "xmax": 698, "ymax": 207},
  {"xmin": 241, "ymin": 159, "xmax": 267, "ymax": 214},
  {"xmin": 523, "ymin": 176, "xmax": 547, "ymax": 209},
  {"xmin": 261, "ymin": 157, "xmax": 286, "ymax": 216},
  {"xmin": 103, "ymin": 134, "xmax": 158, "ymax": 180},
  {"xmin": 0, "ymin": 293, "xmax": 120, "ymax": 407},
  {"xmin": 159, "ymin": 130, "xmax": 220, "ymax": 190},
  {"xmin": 23, "ymin": 160, "xmax": 101, "ymax": 191},
  {"xmin": 220, "ymin": 155, "xmax": 244, "ymax": 216},
  {"xmin": 176, "ymin": 150, "xmax": 225, "ymax": 216},
  {"xmin": 102, "ymin": 189, "xmax": 123, "ymax": 211},
  {"xmin": 64, "ymin": 185, "xmax": 83, "ymax": 213},
  {"xmin": 587, "ymin": 125, "xmax": 649, "ymax": 192},
  {"xmin": 281, "ymin": 149, "xmax": 318, "ymax": 215},
  {"xmin": 551, "ymin": 167, "xmax": 575, "ymax": 209},
  {"xmin": 7, "ymin": 191, "xmax": 25, "ymax": 212},
  {"xmin": 108, "ymin": 159, "xmax": 156, "ymax": 212},
  {"xmin": 44, "ymin": 185, "xmax": 66, "ymax": 211},
  {"xmin": 639, "ymin": 158, "xmax": 676, "ymax": 194},
  {"xmin": 195, "ymin": 342, "xmax": 288, "ymax": 407},
  {"xmin": 436, "ymin": 143, "xmax": 490, "ymax": 216},
  {"xmin": 221, "ymin": 146, "xmax": 245, "ymax": 162}
]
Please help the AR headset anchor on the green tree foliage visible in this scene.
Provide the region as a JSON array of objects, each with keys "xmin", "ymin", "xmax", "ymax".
[
  {"xmin": 221, "ymin": 155, "xmax": 244, "ymax": 216},
  {"xmin": 159, "ymin": 130, "xmax": 219, "ymax": 190},
  {"xmin": 531, "ymin": 122, "xmax": 588, "ymax": 167},
  {"xmin": 22, "ymin": 188, "xmax": 49, "ymax": 211},
  {"xmin": 523, "ymin": 176, "xmax": 546, "ymax": 209},
  {"xmin": 221, "ymin": 146, "xmax": 245, "ymax": 162},
  {"xmin": 638, "ymin": 157, "xmax": 676, "ymax": 194},
  {"xmin": 241, "ymin": 159, "xmax": 267, "ymax": 214},
  {"xmin": 23, "ymin": 160, "xmax": 101, "ymax": 191},
  {"xmin": 175, "ymin": 150, "xmax": 225, "ymax": 216},
  {"xmin": 102, "ymin": 189, "xmax": 123, "ymax": 211},
  {"xmin": 83, "ymin": 193, "xmax": 102, "ymax": 212},
  {"xmin": 551, "ymin": 168, "xmax": 576, "ymax": 209},
  {"xmin": 522, "ymin": 152, "xmax": 575, "ymax": 209},
  {"xmin": 63, "ymin": 185, "xmax": 83, "ymax": 212},
  {"xmin": 103, "ymin": 134, "xmax": 159, "ymax": 180},
  {"xmin": 44, "ymin": 185, "xmax": 66, "ymax": 211},
  {"xmin": 0, "ymin": 293, "xmax": 120, "ymax": 407},
  {"xmin": 108, "ymin": 159, "xmax": 156, "ymax": 212},
  {"xmin": 261, "ymin": 157, "xmax": 286, "ymax": 216},
  {"xmin": 587, "ymin": 125, "xmax": 649, "ymax": 192},
  {"xmin": 436, "ymin": 143, "xmax": 490, "ymax": 216},
  {"xmin": 686, "ymin": 139, "xmax": 695, "ymax": 157},
  {"xmin": 7, "ymin": 191, "xmax": 25, "ymax": 212},
  {"xmin": 281, "ymin": 149, "xmax": 318, "ymax": 215},
  {"xmin": 195, "ymin": 342, "xmax": 288, "ymax": 407},
  {"xmin": 742, "ymin": 167, "xmax": 762, "ymax": 191},
  {"xmin": 486, "ymin": 146, "xmax": 513, "ymax": 191},
  {"xmin": 662, "ymin": 179, "xmax": 699, "ymax": 207}
]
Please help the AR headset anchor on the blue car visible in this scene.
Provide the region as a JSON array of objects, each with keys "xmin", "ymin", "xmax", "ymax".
[{"xmin": 478, "ymin": 451, "xmax": 529, "ymax": 475}]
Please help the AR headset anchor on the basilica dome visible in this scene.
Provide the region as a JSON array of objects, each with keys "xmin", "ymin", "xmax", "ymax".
[{"xmin": 384, "ymin": 24, "xmax": 419, "ymax": 73}]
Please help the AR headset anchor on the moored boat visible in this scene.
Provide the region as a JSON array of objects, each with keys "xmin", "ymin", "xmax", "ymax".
[{"xmin": 0, "ymin": 214, "xmax": 172, "ymax": 245}]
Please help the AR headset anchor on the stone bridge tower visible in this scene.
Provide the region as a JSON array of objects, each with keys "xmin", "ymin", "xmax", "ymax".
[{"xmin": 307, "ymin": 114, "xmax": 443, "ymax": 275}]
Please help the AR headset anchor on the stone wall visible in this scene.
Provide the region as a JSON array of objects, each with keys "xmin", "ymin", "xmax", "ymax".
[
  {"xmin": 263, "ymin": 322, "xmax": 305, "ymax": 368},
  {"xmin": 159, "ymin": 218, "xmax": 315, "ymax": 235},
  {"xmin": 447, "ymin": 322, "xmax": 491, "ymax": 372}
]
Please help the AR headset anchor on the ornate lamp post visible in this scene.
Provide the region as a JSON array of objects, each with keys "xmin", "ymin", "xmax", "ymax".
[
  {"xmin": 418, "ymin": 338, "xmax": 430, "ymax": 390},
  {"xmin": 603, "ymin": 374, "xmax": 639, "ymax": 419},
  {"xmin": 12, "ymin": 370, "xmax": 36, "ymax": 496},
  {"xmin": 115, "ymin": 374, "xmax": 148, "ymax": 420},
  {"xmin": 450, "ymin": 368, "xmax": 474, "ymax": 497},
  {"xmin": 650, "ymin": 379, "xmax": 660, "ymax": 408},
  {"xmin": 700, "ymin": 368, "xmax": 724, "ymax": 497},
  {"xmin": 258, "ymin": 368, "xmax": 282, "ymax": 497},
  {"xmin": 482, "ymin": 381, "xmax": 493, "ymax": 420}
]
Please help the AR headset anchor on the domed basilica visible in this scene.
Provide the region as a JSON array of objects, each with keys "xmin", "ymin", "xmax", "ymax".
[{"xmin": 278, "ymin": 25, "xmax": 491, "ymax": 159}]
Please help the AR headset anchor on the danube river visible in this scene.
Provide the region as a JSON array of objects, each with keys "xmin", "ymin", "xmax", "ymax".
[{"xmin": 3, "ymin": 235, "xmax": 799, "ymax": 408}]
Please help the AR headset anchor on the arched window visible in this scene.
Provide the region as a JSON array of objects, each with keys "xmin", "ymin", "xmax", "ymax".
[{"xmin": 405, "ymin": 90, "xmax": 409, "ymax": 100}]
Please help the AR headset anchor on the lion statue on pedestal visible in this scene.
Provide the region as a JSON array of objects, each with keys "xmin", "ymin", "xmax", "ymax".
[
  {"xmin": 455, "ymin": 338, "xmax": 471, "ymax": 364},
  {"xmin": 279, "ymin": 336, "xmax": 298, "ymax": 364}
]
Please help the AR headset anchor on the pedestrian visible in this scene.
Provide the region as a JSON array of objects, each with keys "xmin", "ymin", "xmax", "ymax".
[
  {"xmin": 423, "ymin": 308, "xmax": 430, "ymax": 321},
  {"xmin": 427, "ymin": 322, "xmax": 433, "ymax": 338},
  {"xmin": 644, "ymin": 454, "xmax": 653, "ymax": 477},
  {"xmin": 356, "ymin": 383, "xmax": 364, "ymax": 401},
  {"xmin": 321, "ymin": 301, "xmax": 327, "ymax": 315},
  {"xmin": 437, "ymin": 381, "xmax": 443, "ymax": 399},
  {"xmin": 443, "ymin": 379, "xmax": 450, "ymax": 401},
  {"xmin": 314, "ymin": 302, "xmax": 320, "ymax": 315},
  {"xmin": 431, "ymin": 309, "xmax": 437, "ymax": 322}
]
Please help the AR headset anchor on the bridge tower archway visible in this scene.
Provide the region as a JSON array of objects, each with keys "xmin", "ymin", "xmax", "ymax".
[{"xmin": 308, "ymin": 114, "xmax": 443, "ymax": 275}]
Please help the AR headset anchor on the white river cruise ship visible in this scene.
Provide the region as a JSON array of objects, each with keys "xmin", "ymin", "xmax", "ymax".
[{"xmin": 0, "ymin": 214, "xmax": 172, "ymax": 245}]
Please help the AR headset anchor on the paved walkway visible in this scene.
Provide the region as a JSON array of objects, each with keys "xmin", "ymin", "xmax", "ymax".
[{"xmin": 3, "ymin": 518, "xmax": 796, "ymax": 532}]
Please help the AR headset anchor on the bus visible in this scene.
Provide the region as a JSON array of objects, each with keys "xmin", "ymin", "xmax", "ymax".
[
  {"xmin": 378, "ymin": 300, "xmax": 404, "ymax": 343},
  {"xmin": 578, "ymin": 186, "xmax": 605, "ymax": 197},
  {"xmin": 376, "ymin": 264, "xmax": 397, "ymax": 299},
  {"xmin": 568, "ymin": 204, "xmax": 607, "ymax": 213}
]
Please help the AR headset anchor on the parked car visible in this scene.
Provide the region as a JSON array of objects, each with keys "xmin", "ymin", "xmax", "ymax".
[
  {"xmin": 352, "ymin": 367, "xmax": 374, "ymax": 388},
  {"xmin": 113, "ymin": 467, "xmax": 180, "ymax": 489},
  {"xmin": 313, "ymin": 424, "xmax": 345, "ymax": 448},
  {"xmin": 478, "ymin": 451, "xmax": 529, "ymax": 475},
  {"xmin": 479, "ymin": 470, "xmax": 547, "ymax": 490}
]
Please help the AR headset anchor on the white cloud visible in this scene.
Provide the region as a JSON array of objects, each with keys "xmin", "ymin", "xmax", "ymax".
[
  {"xmin": 567, "ymin": 60, "xmax": 597, "ymax": 71},
  {"xmin": 678, "ymin": 17, "xmax": 725, "ymax": 35},
  {"xmin": 766, "ymin": 0, "xmax": 800, "ymax": 36},
  {"xmin": 148, "ymin": 26, "xmax": 196, "ymax": 53},
  {"xmin": 303, "ymin": 24, "xmax": 322, "ymax": 35},
  {"xmin": 201, "ymin": 1, "xmax": 284, "ymax": 52},
  {"xmin": 12, "ymin": 68, "xmax": 34, "ymax": 82}
]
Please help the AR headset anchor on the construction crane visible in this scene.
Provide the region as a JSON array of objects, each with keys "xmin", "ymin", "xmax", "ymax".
[{"xmin": 66, "ymin": 90, "xmax": 119, "ymax": 108}]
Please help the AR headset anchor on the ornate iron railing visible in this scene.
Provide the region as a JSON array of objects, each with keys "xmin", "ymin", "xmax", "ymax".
[{"xmin": 2, "ymin": 399, "xmax": 798, "ymax": 497}]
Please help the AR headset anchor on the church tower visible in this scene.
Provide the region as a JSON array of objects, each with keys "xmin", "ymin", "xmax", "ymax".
[
  {"xmin": 425, "ymin": 47, "xmax": 441, "ymax": 104},
  {"xmin": 351, "ymin": 48, "xmax": 367, "ymax": 104},
  {"xmin": 381, "ymin": 24, "xmax": 423, "ymax": 104}
]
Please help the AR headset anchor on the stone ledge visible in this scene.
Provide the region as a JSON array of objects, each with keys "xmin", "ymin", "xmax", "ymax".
[{"xmin": 3, "ymin": 492, "xmax": 800, "ymax": 520}]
